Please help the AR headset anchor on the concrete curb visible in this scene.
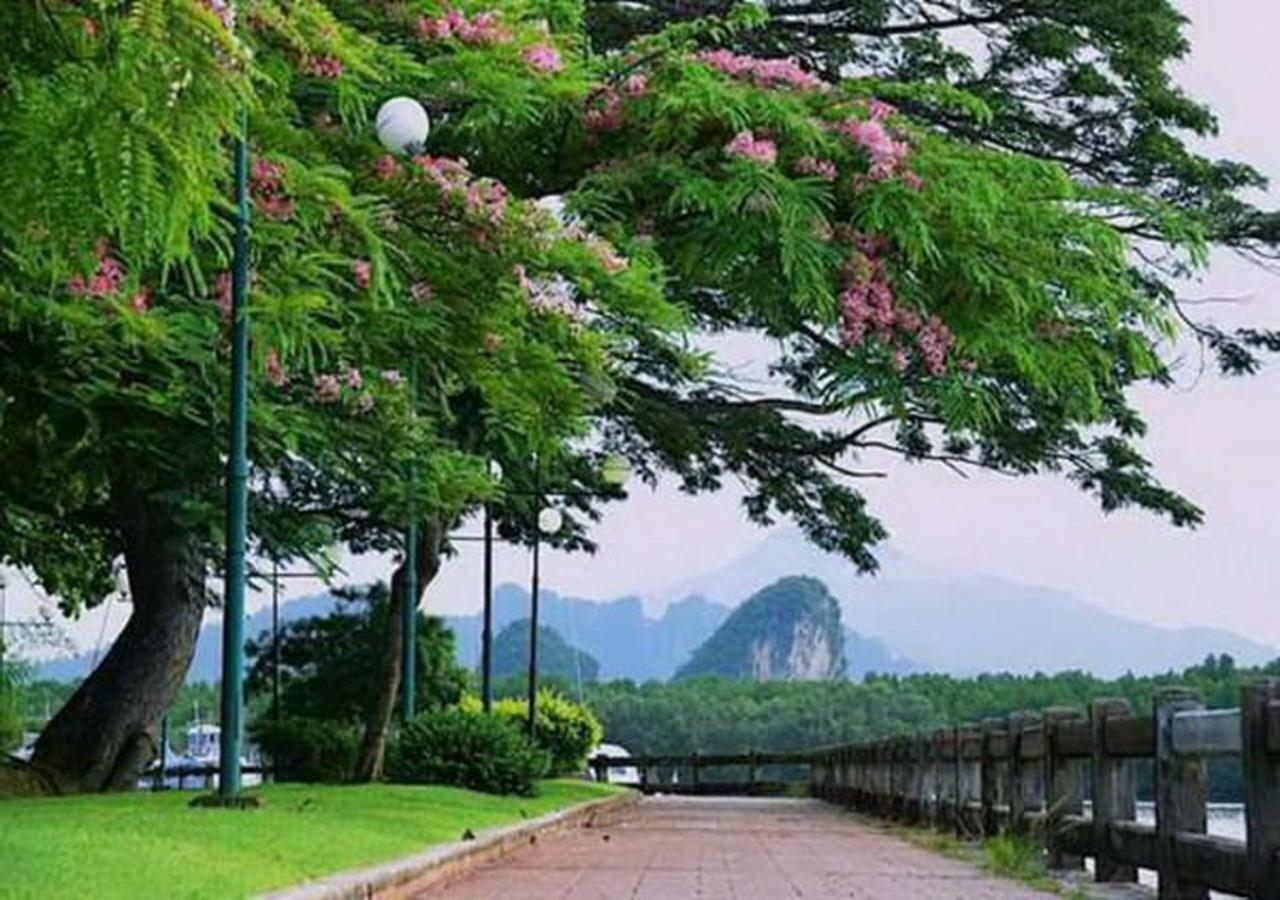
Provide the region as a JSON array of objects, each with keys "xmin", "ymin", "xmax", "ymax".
[{"xmin": 258, "ymin": 788, "xmax": 640, "ymax": 900}]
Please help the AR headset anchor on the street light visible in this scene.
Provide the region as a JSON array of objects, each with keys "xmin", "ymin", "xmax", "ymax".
[
  {"xmin": 481, "ymin": 459, "xmax": 503, "ymax": 713},
  {"xmin": 525, "ymin": 455, "xmax": 628, "ymax": 738},
  {"xmin": 376, "ymin": 97, "xmax": 430, "ymax": 156},
  {"xmin": 374, "ymin": 96, "xmax": 431, "ymax": 723}
]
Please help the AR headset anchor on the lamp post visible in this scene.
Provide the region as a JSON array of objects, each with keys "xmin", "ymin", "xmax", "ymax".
[
  {"xmin": 217, "ymin": 99, "xmax": 252, "ymax": 799},
  {"xmin": 525, "ymin": 454, "xmax": 629, "ymax": 739},
  {"xmin": 481, "ymin": 460, "xmax": 502, "ymax": 713},
  {"xmin": 374, "ymin": 97, "xmax": 431, "ymax": 725}
]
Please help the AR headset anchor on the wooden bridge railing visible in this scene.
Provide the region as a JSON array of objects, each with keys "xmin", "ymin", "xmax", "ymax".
[
  {"xmin": 810, "ymin": 681, "xmax": 1280, "ymax": 899},
  {"xmin": 587, "ymin": 751, "xmax": 810, "ymax": 796}
]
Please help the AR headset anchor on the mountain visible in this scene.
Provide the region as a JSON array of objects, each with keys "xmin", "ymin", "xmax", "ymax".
[
  {"xmin": 661, "ymin": 530, "xmax": 1279, "ymax": 677},
  {"xmin": 36, "ymin": 592, "xmax": 339, "ymax": 683},
  {"xmin": 443, "ymin": 585, "xmax": 731, "ymax": 682},
  {"xmin": 491, "ymin": 619, "xmax": 600, "ymax": 683},
  {"xmin": 676, "ymin": 576, "xmax": 846, "ymax": 681}
]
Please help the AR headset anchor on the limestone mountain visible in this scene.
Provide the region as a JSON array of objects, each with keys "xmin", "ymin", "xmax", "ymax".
[
  {"xmin": 675, "ymin": 577, "xmax": 846, "ymax": 681},
  {"xmin": 491, "ymin": 619, "xmax": 601, "ymax": 684}
]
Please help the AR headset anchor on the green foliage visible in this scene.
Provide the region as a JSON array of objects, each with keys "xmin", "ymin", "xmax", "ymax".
[
  {"xmin": 245, "ymin": 584, "xmax": 468, "ymax": 724},
  {"xmin": 251, "ymin": 716, "xmax": 359, "ymax": 783},
  {"xmin": 675, "ymin": 576, "xmax": 845, "ymax": 680},
  {"xmin": 389, "ymin": 707, "xmax": 549, "ymax": 795},
  {"xmin": 589, "ymin": 653, "xmax": 1280, "ymax": 800},
  {"xmin": 0, "ymin": 660, "xmax": 26, "ymax": 752},
  {"xmin": 490, "ymin": 619, "xmax": 600, "ymax": 684},
  {"xmin": 463, "ymin": 690, "xmax": 603, "ymax": 775}
]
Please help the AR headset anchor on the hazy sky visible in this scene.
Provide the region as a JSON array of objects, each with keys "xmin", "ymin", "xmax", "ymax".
[{"xmin": 8, "ymin": 1, "xmax": 1280, "ymax": 657}]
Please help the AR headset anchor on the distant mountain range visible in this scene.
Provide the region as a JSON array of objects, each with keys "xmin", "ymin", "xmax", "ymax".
[
  {"xmin": 36, "ymin": 530, "xmax": 1277, "ymax": 683},
  {"xmin": 661, "ymin": 531, "xmax": 1279, "ymax": 677}
]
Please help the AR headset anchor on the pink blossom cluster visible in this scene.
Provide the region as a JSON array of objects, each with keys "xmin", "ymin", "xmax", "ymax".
[
  {"xmin": 250, "ymin": 158, "xmax": 294, "ymax": 220},
  {"xmin": 309, "ymin": 55, "xmax": 343, "ymax": 79},
  {"xmin": 584, "ymin": 74, "xmax": 648, "ymax": 133},
  {"xmin": 202, "ymin": 0, "xmax": 235, "ymax": 30},
  {"xmin": 416, "ymin": 9, "xmax": 511, "ymax": 45},
  {"xmin": 795, "ymin": 156, "xmax": 837, "ymax": 181},
  {"xmin": 266, "ymin": 348, "xmax": 287, "ymax": 387},
  {"xmin": 213, "ymin": 271, "xmax": 233, "ymax": 319},
  {"xmin": 838, "ymin": 237, "xmax": 955, "ymax": 376},
  {"xmin": 374, "ymin": 154, "xmax": 401, "ymax": 180},
  {"xmin": 515, "ymin": 266, "xmax": 583, "ymax": 320},
  {"xmin": 412, "ymin": 155, "xmax": 509, "ymax": 224},
  {"xmin": 129, "ymin": 288, "xmax": 152, "ymax": 313},
  {"xmin": 697, "ymin": 50, "xmax": 825, "ymax": 91},
  {"xmin": 585, "ymin": 90, "xmax": 623, "ymax": 132},
  {"xmin": 68, "ymin": 242, "xmax": 125, "ymax": 298},
  {"xmin": 724, "ymin": 130, "xmax": 777, "ymax": 165},
  {"xmin": 352, "ymin": 259, "xmax": 372, "ymax": 290},
  {"xmin": 313, "ymin": 367, "xmax": 370, "ymax": 405},
  {"xmin": 559, "ymin": 222, "xmax": 628, "ymax": 273},
  {"xmin": 380, "ymin": 369, "xmax": 405, "ymax": 387},
  {"xmin": 524, "ymin": 43, "xmax": 563, "ymax": 74},
  {"xmin": 833, "ymin": 100, "xmax": 921, "ymax": 184},
  {"xmin": 314, "ymin": 374, "xmax": 341, "ymax": 402}
]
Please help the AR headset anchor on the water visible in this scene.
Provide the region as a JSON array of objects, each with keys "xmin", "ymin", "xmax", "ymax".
[{"xmin": 1083, "ymin": 803, "xmax": 1246, "ymax": 896}]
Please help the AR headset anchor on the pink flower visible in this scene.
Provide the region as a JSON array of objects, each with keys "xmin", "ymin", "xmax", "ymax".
[
  {"xmin": 724, "ymin": 131, "xmax": 777, "ymax": 165},
  {"xmin": 344, "ymin": 367, "xmax": 363, "ymax": 389},
  {"xmin": 374, "ymin": 154, "xmax": 400, "ymax": 181},
  {"xmin": 795, "ymin": 156, "xmax": 838, "ymax": 181},
  {"xmin": 836, "ymin": 113, "xmax": 911, "ymax": 180},
  {"xmin": 251, "ymin": 159, "xmax": 295, "ymax": 220},
  {"xmin": 524, "ymin": 43, "xmax": 563, "ymax": 74},
  {"xmin": 867, "ymin": 99, "xmax": 898, "ymax": 121},
  {"xmin": 265, "ymin": 348, "xmax": 287, "ymax": 386},
  {"xmin": 213, "ymin": 271, "xmax": 233, "ymax": 320},
  {"xmin": 67, "ymin": 242, "xmax": 126, "ymax": 298},
  {"xmin": 129, "ymin": 289, "xmax": 152, "ymax": 313},
  {"xmin": 416, "ymin": 8, "xmax": 511, "ymax": 44},
  {"xmin": 202, "ymin": 0, "xmax": 235, "ymax": 29},
  {"xmin": 314, "ymin": 374, "xmax": 342, "ymax": 403},
  {"xmin": 353, "ymin": 259, "xmax": 372, "ymax": 290},
  {"xmin": 309, "ymin": 56, "xmax": 343, "ymax": 79},
  {"xmin": 380, "ymin": 369, "xmax": 405, "ymax": 387},
  {"xmin": 903, "ymin": 171, "xmax": 925, "ymax": 191},
  {"xmin": 585, "ymin": 90, "xmax": 624, "ymax": 132},
  {"xmin": 81, "ymin": 17, "xmax": 99, "ymax": 37},
  {"xmin": 410, "ymin": 281, "xmax": 434, "ymax": 303},
  {"xmin": 697, "ymin": 50, "xmax": 825, "ymax": 91},
  {"xmin": 621, "ymin": 73, "xmax": 649, "ymax": 97}
]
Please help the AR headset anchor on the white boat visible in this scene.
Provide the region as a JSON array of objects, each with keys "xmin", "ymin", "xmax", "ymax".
[{"xmin": 589, "ymin": 742, "xmax": 640, "ymax": 785}]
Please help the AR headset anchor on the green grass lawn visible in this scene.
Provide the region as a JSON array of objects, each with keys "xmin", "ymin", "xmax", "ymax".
[{"xmin": 0, "ymin": 779, "xmax": 618, "ymax": 899}]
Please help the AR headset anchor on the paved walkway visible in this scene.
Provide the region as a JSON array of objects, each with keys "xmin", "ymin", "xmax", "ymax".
[{"xmin": 415, "ymin": 796, "xmax": 1053, "ymax": 899}]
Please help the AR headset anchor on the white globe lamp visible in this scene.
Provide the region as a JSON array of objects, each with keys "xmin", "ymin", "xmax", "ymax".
[
  {"xmin": 375, "ymin": 97, "xmax": 430, "ymax": 156},
  {"xmin": 537, "ymin": 507, "xmax": 563, "ymax": 535}
]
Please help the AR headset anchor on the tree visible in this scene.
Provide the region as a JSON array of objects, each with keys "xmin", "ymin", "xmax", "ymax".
[
  {"xmin": 3, "ymin": 0, "xmax": 1244, "ymax": 792},
  {"xmin": 245, "ymin": 583, "xmax": 467, "ymax": 722},
  {"xmin": 586, "ymin": 0, "xmax": 1280, "ymax": 370},
  {"xmin": 2, "ymin": 0, "xmax": 665, "ymax": 790}
]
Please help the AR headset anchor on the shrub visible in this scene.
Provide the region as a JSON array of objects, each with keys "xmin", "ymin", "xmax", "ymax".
[
  {"xmin": 461, "ymin": 690, "xmax": 603, "ymax": 776},
  {"xmin": 251, "ymin": 716, "xmax": 358, "ymax": 783},
  {"xmin": 388, "ymin": 707, "xmax": 548, "ymax": 795}
]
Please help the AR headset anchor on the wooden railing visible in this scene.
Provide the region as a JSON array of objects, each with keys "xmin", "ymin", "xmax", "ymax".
[
  {"xmin": 587, "ymin": 751, "xmax": 810, "ymax": 796},
  {"xmin": 810, "ymin": 681, "xmax": 1280, "ymax": 899}
]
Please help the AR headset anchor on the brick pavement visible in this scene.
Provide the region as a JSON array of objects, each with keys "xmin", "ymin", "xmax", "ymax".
[{"xmin": 414, "ymin": 795, "xmax": 1053, "ymax": 899}]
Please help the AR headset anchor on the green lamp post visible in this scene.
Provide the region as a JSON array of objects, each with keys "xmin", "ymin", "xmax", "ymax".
[
  {"xmin": 217, "ymin": 104, "xmax": 251, "ymax": 799},
  {"xmin": 374, "ymin": 96, "xmax": 431, "ymax": 724}
]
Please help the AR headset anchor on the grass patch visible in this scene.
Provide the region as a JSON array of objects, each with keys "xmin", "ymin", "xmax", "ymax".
[
  {"xmin": 0, "ymin": 779, "xmax": 618, "ymax": 899},
  {"xmin": 900, "ymin": 827, "xmax": 1088, "ymax": 898}
]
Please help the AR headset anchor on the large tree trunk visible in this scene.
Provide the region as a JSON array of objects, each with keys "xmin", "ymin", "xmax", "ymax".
[
  {"xmin": 29, "ymin": 480, "xmax": 206, "ymax": 793},
  {"xmin": 352, "ymin": 516, "xmax": 444, "ymax": 782}
]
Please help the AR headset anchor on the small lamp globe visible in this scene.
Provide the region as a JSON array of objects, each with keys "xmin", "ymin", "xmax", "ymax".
[{"xmin": 375, "ymin": 97, "xmax": 430, "ymax": 156}]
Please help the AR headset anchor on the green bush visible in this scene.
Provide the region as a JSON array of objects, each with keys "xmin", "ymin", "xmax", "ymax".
[
  {"xmin": 389, "ymin": 708, "xmax": 548, "ymax": 795},
  {"xmin": 252, "ymin": 716, "xmax": 358, "ymax": 783},
  {"xmin": 462, "ymin": 690, "xmax": 603, "ymax": 776}
]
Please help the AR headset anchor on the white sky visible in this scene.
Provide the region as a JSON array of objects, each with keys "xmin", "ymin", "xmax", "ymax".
[{"xmin": 7, "ymin": 0, "xmax": 1280, "ymax": 657}]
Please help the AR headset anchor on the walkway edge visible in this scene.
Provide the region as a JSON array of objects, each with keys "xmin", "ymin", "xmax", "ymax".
[{"xmin": 257, "ymin": 788, "xmax": 639, "ymax": 900}]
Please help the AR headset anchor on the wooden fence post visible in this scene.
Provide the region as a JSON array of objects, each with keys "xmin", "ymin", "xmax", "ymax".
[
  {"xmin": 691, "ymin": 751, "xmax": 700, "ymax": 794},
  {"xmin": 1242, "ymin": 678, "xmax": 1280, "ymax": 898},
  {"xmin": 1090, "ymin": 698, "xmax": 1138, "ymax": 884},
  {"xmin": 1044, "ymin": 707, "xmax": 1086, "ymax": 870},
  {"xmin": 956, "ymin": 723, "xmax": 979, "ymax": 838},
  {"xmin": 1155, "ymin": 687, "xmax": 1209, "ymax": 900},
  {"xmin": 639, "ymin": 755, "xmax": 650, "ymax": 794},
  {"xmin": 981, "ymin": 717, "xmax": 1004, "ymax": 837},
  {"xmin": 748, "ymin": 749, "xmax": 759, "ymax": 797},
  {"xmin": 1007, "ymin": 712, "xmax": 1031, "ymax": 835}
]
